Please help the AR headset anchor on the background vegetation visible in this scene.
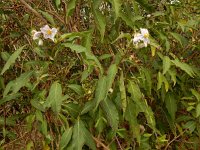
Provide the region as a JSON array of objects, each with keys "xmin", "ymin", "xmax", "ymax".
[{"xmin": 0, "ymin": 0, "xmax": 200, "ymax": 149}]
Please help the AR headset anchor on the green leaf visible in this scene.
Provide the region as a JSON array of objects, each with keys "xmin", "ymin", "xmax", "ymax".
[
  {"xmin": 81, "ymin": 101, "xmax": 94, "ymax": 115},
  {"xmin": 196, "ymin": 103, "xmax": 200, "ymax": 118},
  {"xmin": 66, "ymin": 0, "xmax": 77, "ymax": 17},
  {"xmin": 101, "ymin": 98, "xmax": 119, "ymax": 130},
  {"xmin": 183, "ymin": 121, "xmax": 196, "ymax": 133},
  {"xmin": 12, "ymin": 71, "xmax": 33, "ymax": 93},
  {"xmin": 71, "ymin": 119, "xmax": 96, "ymax": 150},
  {"xmin": 111, "ymin": 0, "xmax": 121, "ymax": 21},
  {"xmin": 39, "ymin": 10, "xmax": 55, "ymax": 26},
  {"xmin": 165, "ymin": 93, "xmax": 177, "ymax": 121},
  {"xmin": 62, "ymin": 103, "xmax": 80, "ymax": 119},
  {"xmin": 94, "ymin": 76, "xmax": 107, "ymax": 110},
  {"xmin": 0, "ymin": 93, "xmax": 22, "ymax": 106},
  {"xmin": 1, "ymin": 45, "xmax": 26, "ymax": 75},
  {"xmin": 119, "ymin": 70, "xmax": 127, "ymax": 114},
  {"xmin": 1, "ymin": 51, "xmax": 10, "ymax": 61},
  {"xmin": 128, "ymin": 80, "xmax": 156, "ymax": 131},
  {"xmin": 125, "ymin": 99, "xmax": 141, "ymax": 143},
  {"xmin": 63, "ymin": 43, "xmax": 103, "ymax": 74},
  {"xmin": 170, "ymin": 32, "xmax": 188, "ymax": 47},
  {"xmin": 157, "ymin": 72, "xmax": 169, "ymax": 92},
  {"xmin": 168, "ymin": 69, "xmax": 177, "ymax": 86},
  {"xmin": 171, "ymin": 59, "xmax": 195, "ymax": 77},
  {"xmin": 68, "ymin": 84, "xmax": 84, "ymax": 96},
  {"xmin": 163, "ymin": 56, "xmax": 171, "ymax": 74},
  {"xmin": 54, "ymin": 0, "xmax": 61, "ymax": 9},
  {"xmin": 106, "ymin": 64, "xmax": 118, "ymax": 91},
  {"xmin": 60, "ymin": 127, "xmax": 73, "ymax": 150},
  {"xmin": 140, "ymin": 68, "xmax": 152, "ymax": 95},
  {"xmin": 31, "ymin": 99, "xmax": 46, "ymax": 112},
  {"xmin": 191, "ymin": 89, "xmax": 200, "ymax": 102},
  {"xmin": 93, "ymin": 9, "xmax": 106, "ymax": 42},
  {"xmin": 45, "ymin": 81, "xmax": 63, "ymax": 114}
]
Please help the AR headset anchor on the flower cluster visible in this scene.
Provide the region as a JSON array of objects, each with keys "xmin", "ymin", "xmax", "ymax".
[
  {"xmin": 132, "ymin": 28, "xmax": 150, "ymax": 48},
  {"xmin": 32, "ymin": 25, "xmax": 58, "ymax": 45}
]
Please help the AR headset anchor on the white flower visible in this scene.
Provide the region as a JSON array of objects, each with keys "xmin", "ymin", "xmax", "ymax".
[
  {"xmin": 140, "ymin": 28, "xmax": 150, "ymax": 47},
  {"xmin": 32, "ymin": 30, "xmax": 42, "ymax": 40},
  {"xmin": 147, "ymin": 14, "xmax": 151, "ymax": 18},
  {"xmin": 133, "ymin": 33, "xmax": 143, "ymax": 45},
  {"xmin": 132, "ymin": 28, "xmax": 150, "ymax": 48},
  {"xmin": 40, "ymin": 25, "xmax": 57, "ymax": 42},
  {"xmin": 38, "ymin": 39, "xmax": 43, "ymax": 46}
]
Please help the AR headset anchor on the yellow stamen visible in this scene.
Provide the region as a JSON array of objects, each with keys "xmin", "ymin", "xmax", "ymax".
[
  {"xmin": 47, "ymin": 30, "xmax": 52, "ymax": 35},
  {"xmin": 144, "ymin": 33, "xmax": 149, "ymax": 38}
]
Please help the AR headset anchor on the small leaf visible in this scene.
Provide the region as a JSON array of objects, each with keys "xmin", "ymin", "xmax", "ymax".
[
  {"xmin": 1, "ymin": 45, "xmax": 26, "ymax": 75},
  {"xmin": 163, "ymin": 56, "xmax": 171, "ymax": 74},
  {"xmin": 183, "ymin": 121, "xmax": 196, "ymax": 133},
  {"xmin": 60, "ymin": 127, "xmax": 73, "ymax": 150},
  {"xmin": 68, "ymin": 84, "xmax": 84, "ymax": 95},
  {"xmin": 63, "ymin": 43, "xmax": 103, "ymax": 74},
  {"xmin": 171, "ymin": 59, "xmax": 195, "ymax": 77},
  {"xmin": 81, "ymin": 101, "xmax": 94, "ymax": 115},
  {"xmin": 0, "ymin": 93, "xmax": 22, "ymax": 106},
  {"xmin": 39, "ymin": 10, "xmax": 55, "ymax": 26},
  {"xmin": 119, "ymin": 70, "xmax": 127, "ymax": 114},
  {"xmin": 191, "ymin": 89, "xmax": 200, "ymax": 102},
  {"xmin": 66, "ymin": 0, "xmax": 77, "ymax": 17},
  {"xmin": 54, "ymin": 0, "xmax": 61, "ymax": 9},
  {"xmin": 170, "ymin": 32, "xmax": 188, "ymax": 47},
  {"xmin": 165, "ymin": 93, "xmax": 177, "ymax": 121},
  {"xmin": 196, "ymin": 103, "xmax": 200, "ymax": 117},
  {"xmin": 101, "ymin": 98, "xmax": 119, "ymax": 130}
]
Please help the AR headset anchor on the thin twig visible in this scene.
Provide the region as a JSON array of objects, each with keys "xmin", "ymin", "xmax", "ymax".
[
  {"xmin": 164, "ymin": 130, "xmax": 186, "ymax": 150},
  {"xmin": 92, "ymin": 136, "xmax": 110, "ymax": 150},
  {"xmin": 19, "ymin": 0, "xmax": 47, "ymax": 23},
  {"xmin": 115, "ymin": 136, "xmax": 124, "ymax": 150}
]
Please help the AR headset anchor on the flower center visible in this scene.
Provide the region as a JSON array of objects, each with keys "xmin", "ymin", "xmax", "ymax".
[
  {"xmin": 144, "ymin": 33, "xmax": 149, "ymax": 38},
  {"xmin": 47, "ymin": 30, "xmax": 52, "ymax": 35}
]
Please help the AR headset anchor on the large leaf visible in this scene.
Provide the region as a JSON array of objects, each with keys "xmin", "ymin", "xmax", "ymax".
[
  {"xmin": 128, "ymin": 80, "xmax": 156, "ymax": 130},
  {"xmin": 106, "ymin": 64, "xmax": 118, "ymax": 91},
  {"xmin": 71, "ymin": 119, "xmax": 96, "ymax": 150},
  {"xmin": 163, "ymin": 56, "xmax": 171, "ymax": 75},
  {"xmin": 165, "ymin": 93, "xmax": 177, "ymax": 121},
  {"xmin": 94, "ymin": 76, "xmax": 107, "ymax": 110},
  {"xmin": 1, "ymin": 45, "xmax": 26, "ymax": 75},
  {"xmin": 101, "ymin": 98, "xmax": 119, "ymax": 131},
  {"xmin": 44, "ymin": 81, "xmax": 64, "ymax": 114},
  {"xmin": 60, "ymin": 127, "xmax": 73, "ymax": 150},
  {"xmin": 125, "ymin": 99, "xmax": 141, "ymax": 143},
  {"xmin": 92, "ymin": 8, "xmax": 106, "ymax": 42},
  {"xmin": 171, "ymin": 59, "xmax": 195, "ymax": 77},
  {"xmin": 3, "ymin": 71, "xmax": 33, "ymax": 97},
  {"xmin": 13, "ymin": 71, "xmax": 33, "ymax": 93}
]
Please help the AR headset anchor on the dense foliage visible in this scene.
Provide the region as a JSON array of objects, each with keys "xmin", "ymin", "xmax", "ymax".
[{"xmin": 0, "ymin": 0, "xmax": 200, "ymax": 149}]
